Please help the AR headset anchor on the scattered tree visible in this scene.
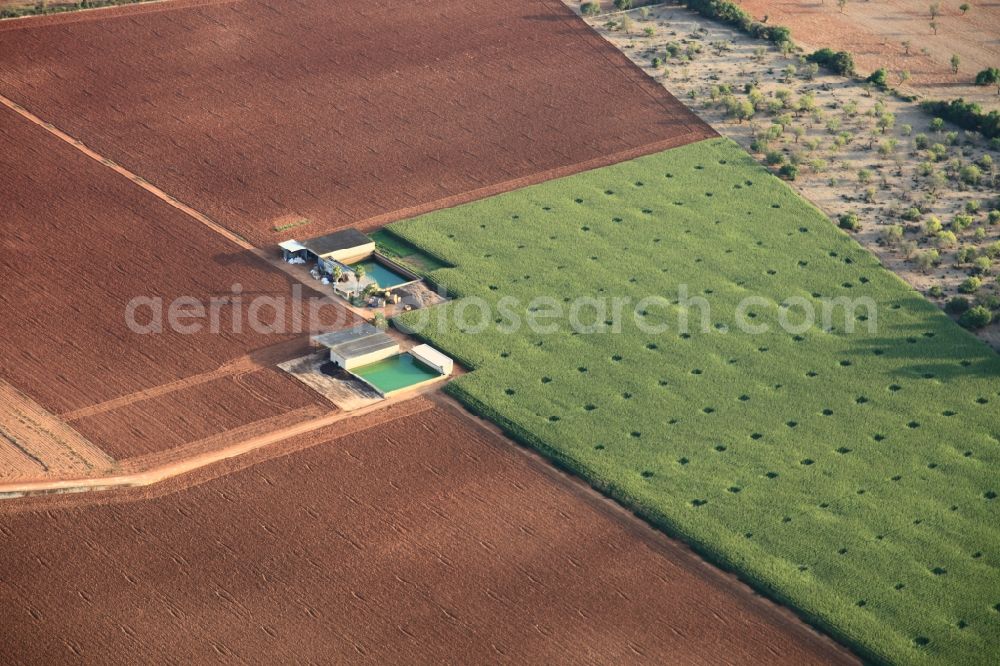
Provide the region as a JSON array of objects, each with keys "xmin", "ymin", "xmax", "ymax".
[
  {"xmin": 878, "ymin": 112, "xmax": 896, "ymax": 133},
  {"xmin": 960, "ymin": 3, "xmax": 970, "ymax": 15},
  {"xmin": 960, "ymin": 164, "xmax": 983, "ymax": 185},
  {"xmin": 581, "ymin": 2, "xmax": 601, "ymax": 16},
  {"xmin": 958, "ymin": 276, "xmax": 983, "ymax": 293},
  {"xmin": 929, "ymin": 2, "xmax": 940, "ymax": 19},
  {"xmin": 930, "ymin": 21, "xmax": 939, "ymax": 35},
  {"xmin": 882, "ymin": 224, "xmax": 904, "ymax": 245},
  {"xmin": 837, "ymin": 0, "xmax": 847, "ymax": 13},
  {"xmin": 946, "ymin": 296, "xmax": 972, "ymax": 314},
  {"xmin": 902, "ymin": 40, "xmax": 911, "ymax": 56},
  {"xmin": 779, "ymin": 163, "xmax": 799, "ymax": 180},
  {"xmin": 960, "ymin": 305, "xmax": 993, "ymax": 329},
  {"xmin": 951, "ymin": 54, "xmax": 961, "ymax": 75},
  {"xmin": 839, "ymin": 212, "xmax": 861, "ymax": 231},
  {"xmin": 937, "ymin": 230, "xmax": 959, "ymax": 247},
  {"xmin": 974, "ymin": 67, "xmax": 1000, "ymax": 95},
  {"xmin": 866, "ymin": 67, "xmax": 889, "ymax": 89},
  {"xmin": 916, "ymin": 248, "xmax": 940, "ymax": 271}
]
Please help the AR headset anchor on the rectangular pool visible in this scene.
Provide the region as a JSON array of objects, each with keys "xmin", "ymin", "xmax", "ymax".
[
  {"xmin": 350, "ymin": 352, "xmax": 441, "ymax": 395},
  {"xmin": 351, "ymin": 258, "xmax": 413, "ymax": 289}
]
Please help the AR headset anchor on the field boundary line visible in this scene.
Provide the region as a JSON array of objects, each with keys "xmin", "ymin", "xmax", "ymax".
[
  {"xmin": 0, "ymin": 0, "xmax": 237, "ymax": 32},
  {"xmin": 59, "ymin": 337, "xmax": 311, "ymax": 421},
  {"xmin": 353, "ymin": 130, "xmax": 712, "ymax": 233},
  {"xmin": 0, "ymin": 385, "xmax": 441, "ymax": 499},
  {"xmin": 0, "ymin": 93, "xmax": 254, "ymax": 251}
]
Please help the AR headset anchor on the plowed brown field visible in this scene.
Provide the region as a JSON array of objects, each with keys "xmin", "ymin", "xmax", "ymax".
[
  {"xmin": 0, "ymin": 396, "xmax": 855, "ymax": 664},
  {"xmin": 0, "ymin": 104, "xmax": 345, "ymax": 462},
  {"xmin": 68, "ymin": 367, "xmax": 327, "ymax": 460},
  {"xmin": 0, "ymin": 0, "xmax": 714, "ymax": 247},
  {"xmin": 735, "ymin": 0, "xmax": 1000, "ymax": 110}
]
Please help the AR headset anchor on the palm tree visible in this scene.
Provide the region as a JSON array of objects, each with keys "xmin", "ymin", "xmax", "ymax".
[
  {"xmin": 331, "ymin": 264, "xmax": 343, "ymax": 285},
  {"xmin": 353, "ymin": 264, "xmax": 366, "ymax": 297}
]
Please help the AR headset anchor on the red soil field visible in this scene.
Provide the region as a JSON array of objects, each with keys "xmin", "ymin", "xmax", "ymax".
[
  {"xmin": 0, "ymin": 0, "xmax": 714, "ymax": 247},
  {"xmin": 0, "ymin": 105, "xmax": 349, "ymax": 460},
  {"xmin": 735, "ymin": 0, "xmax": 1000, "ymax": 110},
  {"xmin": 68, "ymin": 367, "xmax": 327, "ymax": 459},
  {"xmin": 0, "ymin": 396, "xmax": 855, "ymax": 664}
]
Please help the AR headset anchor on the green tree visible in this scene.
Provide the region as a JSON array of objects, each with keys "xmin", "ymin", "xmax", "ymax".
[
  {"xmin": 974, "ymin": 67, "xmax": 1000, "ymax": 95},
  {"xmin": 902, "ymin": 40, "xmax": 911, "ymax": 55},
  {"xmin": 951, "ymin": 54, "xmax": 961, "ymax": 74},
  {"xmin": 581, "ymin": 2, "xmax": 601, "ymax": 17},
  {"xmin": 878, "ymin": 112, "xmax": 896, "ymax": 133},
  {"xmin": 946, "ymin": 296, "xmax": 972, "ymax": 314},
  {"xmin": 930, "ymin": 20, "xmax": 939, "ymax": 35},
  {"xmin": 937, "ymin": 230, "xmax": 959, "ymax": 248},
  {"xmin": 929, "ymin": 2, "xmax": 940, "ymax": 19},
  {"xmin": 916, "ymin": 248, "xmax": 940, "ymax": 271},
  {"xmin": 613, "ymin": 0, "xmax": 632, "ymax": 10},
  {"xmin": 958, "ymin": 276, "xmax": 983, "ymax": 293},
  {"xmin": 960, "ymin": 164, "xmax": 983, "ymax": 185},
  {"xmin": 353, "ymin": 263, "xmax": 366, "ymax": 297},
  {"xmin": 779, "ymin": 163, "xmax": 799, "ymax": 180},
  {"xmin": 732, "ymin": 98, "xmax": 755, "ymax": 123},
  {"xmin": 882, "ymin": 224, "xmax": 904, "ymax": 245},
  {"xmin": 959, "ymin": 305, "xmax": 993, "ymax": 329},
  {"xmin": 838, "ymin": 0, "xmax": 847, "ymax": 13},
  {"xmin": 959, "ymin": 3, "xmax": 970, "ymax": 14},
  {"xmin": 839, "ymin": 212, "xmax": 861, "ymax": 231}
]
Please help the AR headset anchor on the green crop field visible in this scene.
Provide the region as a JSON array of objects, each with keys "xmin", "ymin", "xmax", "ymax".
[{"xmin": 389, "ymin": 138, "xmax": 1000, "ymax": 664}]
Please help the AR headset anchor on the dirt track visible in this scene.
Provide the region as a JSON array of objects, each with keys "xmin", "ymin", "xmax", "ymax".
[
  {"xmin": 0, "ymin": 395, "xmax": 856, "ymax": 664},
  {"xmin": 0, "ymin": 0, "xmax": 714, "ymax": 247}
]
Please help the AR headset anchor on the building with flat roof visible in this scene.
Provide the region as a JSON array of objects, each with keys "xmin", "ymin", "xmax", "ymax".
[
  {"xmin": 410, "ymin": 344, "xmax": 453, "ymax": 376},
  {"xmin": 313, "ymin": 323, "xmax": 399, "ymax": 370},
  {"xmin": 280, "ymin": 228, "xmax": 375, "ymax": 266}
]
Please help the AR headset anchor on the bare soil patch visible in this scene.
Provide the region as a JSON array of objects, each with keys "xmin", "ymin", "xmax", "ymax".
[
  {"xmin": 0, "ymin": 396, "xmax": 855, "ymax": 665},
  {"xmin": 0, "ymin": 379, "xmax": 114, "ymax": 483},
  {"xmin": 735, "ymin": 0, "xmax": 1000, "ymax": 110},
  {"xmin": 0, "ymin": 0, "xmax": 713, "ymax": 247}
]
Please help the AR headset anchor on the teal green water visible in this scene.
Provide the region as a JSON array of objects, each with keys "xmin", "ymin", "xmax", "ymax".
[
  {"xmin": 352, "ymin": 259, "xmax": 411, "ymax": 288},
  {"xmin": 352, "ymin": 353, "xmax": 440, "ymax": 394}
]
